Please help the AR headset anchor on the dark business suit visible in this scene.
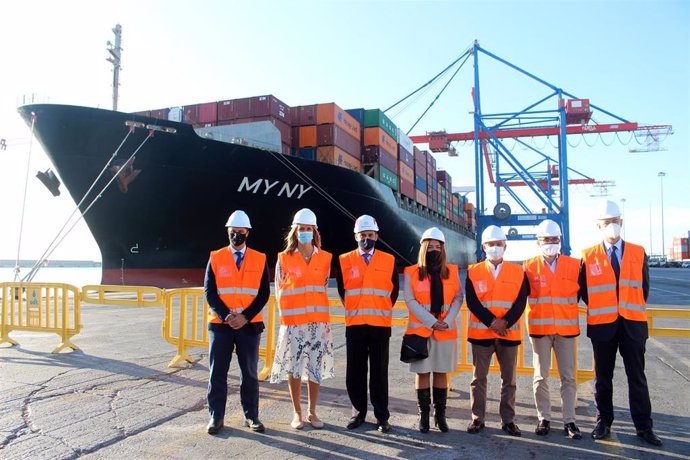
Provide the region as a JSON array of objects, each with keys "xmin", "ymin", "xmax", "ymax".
[
  {"xmin": 578, "ymin": 240, "xmax": 653, "ymax": 431},
  {"xmin": 205, "ymin": 257, "xmax": 270, "ymax": 421},
  {"xmin": 336, "ymin": 256, "xmax": 399, "ymax": 422}
]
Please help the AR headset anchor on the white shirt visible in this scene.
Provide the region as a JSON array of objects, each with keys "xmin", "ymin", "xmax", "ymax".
[
  {"xmin": 543, "ymin": 254, "xmax": 559, "ymax": 273},
  {"xmin": 603, "ymin": 239, "xmax": 622, "ymax": 265},
  {"xmin": 486, "ymin": 259, "xmax": 503, "ymax": 279}
]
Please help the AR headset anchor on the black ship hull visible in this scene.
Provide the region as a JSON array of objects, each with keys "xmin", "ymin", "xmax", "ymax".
[{"xmin": 18, "ymin": 104, "xmax": 476, "ymax": 287}]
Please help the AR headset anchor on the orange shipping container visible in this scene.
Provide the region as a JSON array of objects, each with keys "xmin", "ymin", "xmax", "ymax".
[
  {"xmin": 315, "ymin": 103, "xmax": 361, "ymax": 139},
  {"xmin": 363, "ymin": 127, "xmax": 397, "ymax": 157},
  {"xmin": 316, "ymin": 146, "xmax": 361, "ymax": 173},
  {"xmin": 299, "ymin": 126, "xmax": 317, "ymax": 147},
  {"xmin": 415, "ymin": 189, "xmax": 428, "ymax": 207},
  {"xmin": 398, "ymin": 162, "xmax": 414, "ymax": 184}
]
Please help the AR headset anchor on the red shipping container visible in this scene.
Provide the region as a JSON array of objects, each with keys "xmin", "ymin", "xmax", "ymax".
[
  {"xmin": 363, "ymin": 127, "xmax": 397, "ymax": 157},
  {"xmin": 299, "ymin": 126, "xmax": 317, "ymax": 148},
  {"xmin": 429, "ymin": 132, "xmax": 448, "ymax": 152},
  {"xmin": 400, "ymin": 177, "xmax": 415, "ymax": 199},
  {"xmin": 250, "ymin": 95, "xmax": 291, "ymax": 124},
  {"xmin": 183, "ymin": 104, "xmax": 200, "ymax": 124},
  {"xmin": 415, "ymin": 189, "xmax": 428, "ymax": 207},
  {"xmin": 362, "ymin": 146, "xmax": 398, "ymax": 172},
  {"xmin": 217, "ymin": 99, "xmax": 238, "ymax": 121},
  {"xmin": 315, "ymin": 103, "xmax": 361, "ymax": 139},
  {"xmin": 317, "ymin": 124, "xmax": 361, "ymax": 158},
  {"xmin": 413, "ymin": 146, "xmax": 428, "ymax": 163},
  {"xmin": 297, "ymin": 105, "xmax": 317, "ymax": 126},
  {"xmin": 291, "ymin": 126, "xmax": 300, "ymax": 148},
  {"xmin": 398, "ymin": 145, "xmax": 414, "ymax": 167},
  {"xmin": 198, "ymin": 102, "xmax": 217, "ymax": 124},
  {"xmin": 415, "ymin": 159, "xmax": 427, "ymax": 175},
  {"xmin": 150, "ymin": 108, "xmax": 169, "ymax": 120}
]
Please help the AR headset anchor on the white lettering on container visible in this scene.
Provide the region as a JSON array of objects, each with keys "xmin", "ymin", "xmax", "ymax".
[{"xmin": 237, "ymin": 176, "xmax": 313, "ymax": 200}]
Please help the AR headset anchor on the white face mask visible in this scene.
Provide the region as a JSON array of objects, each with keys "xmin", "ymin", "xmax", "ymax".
[
  {"xmin": 484, "ymin": 245, "xmax": 504, "ymax": 261},
  {"xmin": 602, "ymin": 222, "xmax": 622, "ymax": 240},
  {"xmin": 540, "ymin": 243, "xmax": 561, "ymax": 257}
]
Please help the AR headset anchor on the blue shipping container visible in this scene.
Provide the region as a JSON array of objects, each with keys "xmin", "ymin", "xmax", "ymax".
[
  {"xmin": 298, "ymin": 148, "xmax": 316, "ymax": 161},
  {"xmin": 415, "ymin": 175, "xmax": 427, "ymax": 193},
  {"xmin": 346, "ymin": 108, "xmax": 365, "ymax": 125}
]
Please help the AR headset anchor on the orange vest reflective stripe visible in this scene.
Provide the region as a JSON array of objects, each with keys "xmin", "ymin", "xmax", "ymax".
[
  {"xmin": 524, "ymin": 255, "xmax": 580, "ymax": 336},
  {"xmin": 208, "ymin": 247, "xmax": 266, "ymax": 324},
  {"xmin": 339, "ymin": 249, "xmax": 395, "ymax": 327},
  {"xmin": 467, "ymin": 261, "xmax": 523, "ymax": 341},
  {"xmin": 403, "ymin": 264, "xmax": 460, "ymax": 341},
  {"xmin": 582, "ymin": 242, "xmax": 646, "ymax": 324},
  {"xmin": 277, "ymin": 249, "xmax": 332, "ymax": 326}
]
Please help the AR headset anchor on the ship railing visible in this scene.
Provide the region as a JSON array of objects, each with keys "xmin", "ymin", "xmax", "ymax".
[
  {"xmin": 0, "ymin": 282, "xmax": 81, "ymax": 353},
  {"xmin": 162, "ymin": 288, "xmax": 277, "ymax": 379},
  {"xmin": 81, "ymin": 284, "xmax": 165, "ymax": 307}
]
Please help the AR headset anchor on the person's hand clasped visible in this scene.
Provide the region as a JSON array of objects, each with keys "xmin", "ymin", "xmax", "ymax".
[
  {"xmin": 228, "ymin": 312, "xmax": 248, "ymax": 329},
  {"xmin": 432, "ymin": 320, "xmax": 449, "ymax": 331},
  {"xmin": 490, "ymin": 318, "xmax": 508, "ymax": 336}
]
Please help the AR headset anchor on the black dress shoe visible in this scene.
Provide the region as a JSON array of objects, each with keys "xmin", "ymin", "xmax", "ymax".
[
  {"xmin": 535, "ymin": 419, "xmax": 550, "ymax": 436},
  {"xmin": 564, "ymin": 422, "xmax": 582, "ymax": 440},
  {"xmin": 467, "ymin": 419, "xmax": 485, "ymax": 434},
  {"xmin": 502, "ymin": 422, "xmax": 522, "ymax": 437},
  {"xmin": 347, "ymin": 415, "xmax": 366, "ymax": 429},
  {"xmin": 591, "ymin": 420, "xmax": 611, "ymax": 439},
  {"xmin": 244, "ymin": 418, "xmax": 265, "ymax": 433},
  {"xmin": 376, "ymin": 419, "xmax": 391, "ymax": 433},
  {"xmin": 637, "ymin": 429, "xmax": 662, "ymax": 446},
  {"xmin": 207, "ymin": 418, "xmax": 224, "ymax": 434}
]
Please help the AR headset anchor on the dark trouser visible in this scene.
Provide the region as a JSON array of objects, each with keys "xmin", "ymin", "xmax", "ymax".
[
  {"xmin": 591, "ymin": 332, "xmax": 652, "ymax": 430},
  {"xmin": 207, "ymin": 325, "xmax": 261, "ymax": 421},
  {"xmin": 346, "ymin": 327, "xmax": 390, "ymax": 422}
]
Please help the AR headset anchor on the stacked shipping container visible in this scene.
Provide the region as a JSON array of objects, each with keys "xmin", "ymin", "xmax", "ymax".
[{"xmin": 139, "ymin": 94, "xmax": 465, "ymax": 227}]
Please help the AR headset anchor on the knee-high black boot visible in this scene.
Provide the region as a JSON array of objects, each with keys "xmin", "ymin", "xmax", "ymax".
[
  {"xmin": 433, "ymin": 387, "xmax": 449, "ymax": 432},
  {"xmin": 417, "ymin": 388, "xmax": 431, "ymax": 433}
]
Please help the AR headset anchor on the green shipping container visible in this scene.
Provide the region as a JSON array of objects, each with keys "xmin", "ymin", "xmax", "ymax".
[
  {"xmin": 364, "ymin": 109, "xmax": 397, "ymax": 141},
  {"xmin": 379, "ymin": 165, "xmax": 399, "ymax": 191}
]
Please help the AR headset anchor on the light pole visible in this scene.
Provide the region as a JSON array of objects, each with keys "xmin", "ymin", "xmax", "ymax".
[
  {"xmin": 620, "ymin": 198, "xmax": 626, "ymax": 240},
  {"xmin": 658, "ymin": 172, "xmax": 666, "ymax": 258}
]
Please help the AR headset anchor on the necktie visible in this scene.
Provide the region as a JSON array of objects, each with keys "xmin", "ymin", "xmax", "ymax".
[
  {"xmin": 610, "ymin": 246, "xmax": 620, "ymax": 282},
  {"xmin": 362, "ymin": 253, "xmax": 371, "ymax": 265},
  {"xmin": 235, "ymin": 251, "xmax": 243, "ymax": 269}
]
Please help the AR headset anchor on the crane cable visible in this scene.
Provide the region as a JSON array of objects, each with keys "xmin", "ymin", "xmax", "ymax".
[{"xmin": 13, "ymin": 113, "xmax": 37, "ymax": 281}]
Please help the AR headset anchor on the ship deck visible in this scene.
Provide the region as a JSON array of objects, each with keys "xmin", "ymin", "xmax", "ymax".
[{"xmin": 1, "ymin": 269, "xmax": 689, "ymax": 459}]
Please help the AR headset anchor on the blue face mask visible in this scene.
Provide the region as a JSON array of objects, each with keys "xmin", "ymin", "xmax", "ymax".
[{"xmin": 297, "ymin": 231, "xmax": 313, "ymax": 244}]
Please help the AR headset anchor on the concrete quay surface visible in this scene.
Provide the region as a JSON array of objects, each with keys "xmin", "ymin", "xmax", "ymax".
[{"xmin": 1, "ymin": 301, "xmax": 689, "ymax": 460}]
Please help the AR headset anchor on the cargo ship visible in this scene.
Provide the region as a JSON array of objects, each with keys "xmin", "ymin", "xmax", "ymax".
[{"xmin": 18, "ymin": 97, "xmax": 476, "ymax": 288}]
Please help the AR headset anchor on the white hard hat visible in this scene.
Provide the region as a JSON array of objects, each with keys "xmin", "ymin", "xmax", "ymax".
[
  {"xmin": 225, "ymin": 210, "xmax": 251, "ymax": 228},
  {"xmin": 292, "ymin": 208, "xmax": 318, "ymax": 227},
  {"xmin": 420, "ymin": 227, "xmax": 445, "ymax": 243},
  {"xmin": 536, "ymin": 219, "xmax": 562, "ymax": 237},
  {"xmin": 597, "ymin": 200, "xmax": 621, "ymax": 219},
  {"xmin": 481, "ymin": 225, "xmax": 506, "ymax": 243},
  {"xmin": 354, "ymin": 215, "xmax": 379, "ymax": 233}
]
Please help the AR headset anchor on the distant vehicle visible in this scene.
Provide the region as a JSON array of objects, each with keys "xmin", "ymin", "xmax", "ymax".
[
  {"xmin": 681, "ymin": 261, "xmax": 690, "ymax": 269},
  {"xmin": 667, "ymin": 261, "xmax": 682, "ymax": 268},
  {"xmin": 648, "ymin": 258, "xmax": 660, "ymax": 267}
]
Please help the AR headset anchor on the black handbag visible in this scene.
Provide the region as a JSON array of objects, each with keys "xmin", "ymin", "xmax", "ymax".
[{"xmin": 400, "ymin": 334, "xmax": 429, "ymax": 363}]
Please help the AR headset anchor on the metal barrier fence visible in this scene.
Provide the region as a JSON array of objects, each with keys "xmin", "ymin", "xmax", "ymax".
[
  {"xmin": 81, "ymin": 284, "xmax": 165, "ymax": 307},
  {"xmin": 162, "ymin": 288, "xmax": 277, "ymax": 380},
  {"xmin": 0, "ymin": 282, "xmax": 81, "ymax": 353}
]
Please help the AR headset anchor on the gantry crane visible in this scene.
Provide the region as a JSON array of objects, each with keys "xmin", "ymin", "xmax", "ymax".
[{"xmin": 395, "ymin": 41, "xmax": 672, "ymax": 259}]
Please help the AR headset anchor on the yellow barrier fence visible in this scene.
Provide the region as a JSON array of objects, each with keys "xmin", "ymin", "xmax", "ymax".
[
  {"xmin": 0, "ymin": 282, "xmax": 81, "ymax": 353},
  {"xmin": 81, "ymin": 284, "xmax": 165, "ymax": 307},
  {"xmin": 646, "ymin": 308, "xmax": 690, "ymax": 337},
  {"xmin": 162, "ymin": 288, "xmax": 277, "ymax": 380}
]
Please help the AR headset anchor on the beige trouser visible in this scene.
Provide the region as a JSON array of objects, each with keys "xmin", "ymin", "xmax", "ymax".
[
  {"xmin": 530, "ymin": 335, "xmax": 577, "ymax": 424},
  {"xmin": 470, "ymin": 341, "xmax": 518, "ymax": 424}
]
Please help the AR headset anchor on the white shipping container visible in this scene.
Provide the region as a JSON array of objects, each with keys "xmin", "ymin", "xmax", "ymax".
[
  {"xmin": 397, "ymin": 127, "xmax": 414, "ymax": 154},
  {"xmin": 168, "ymin": 107, "xmax": 183, "ymax": 122}
]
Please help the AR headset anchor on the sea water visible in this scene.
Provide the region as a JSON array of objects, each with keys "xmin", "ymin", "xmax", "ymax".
[{"xmin": 0, "ymin": 267, "xmax": 102, "ymax": 286}]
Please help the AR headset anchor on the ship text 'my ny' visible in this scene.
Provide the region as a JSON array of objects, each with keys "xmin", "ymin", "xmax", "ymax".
[{"xmin": 238, "ymin": 177, "xmax": 312, "ymax": 199}]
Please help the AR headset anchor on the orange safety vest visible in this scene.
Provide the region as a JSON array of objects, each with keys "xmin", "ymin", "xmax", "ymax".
[
  {"xmin": 467, "ymin": 261, "xmax": 524, "ymax": 341},
  {"xmin": 339, "ymin": 249, "xmax": 395, "ymax": 327},
  {"xmin": 208, "ymin": 246, "xmax": 266, "ymax": 324},
  {"xmin": 582, "ymin": 242, "xmax": 646, "ymax": 324},
  {"xmin": 277, "ymin": 249, "xmax": 332, "ymax": 326},
  {"xmin": 524, "ymin": 255, "xmax": 580, "ymax": 336},
  {"xmin": 403, "ymin": 264, "xmax": 460, "ymax": 341}
]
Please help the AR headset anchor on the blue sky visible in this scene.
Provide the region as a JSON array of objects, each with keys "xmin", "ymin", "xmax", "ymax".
[{"xmin": 0, "ymin": 0, "xmax": 688, "ymax": 262}]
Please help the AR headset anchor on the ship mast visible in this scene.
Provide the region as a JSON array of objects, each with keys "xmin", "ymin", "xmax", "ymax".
[{"xmin": 106, "ymin": 24, "xmax": 122, "ymax": 111}]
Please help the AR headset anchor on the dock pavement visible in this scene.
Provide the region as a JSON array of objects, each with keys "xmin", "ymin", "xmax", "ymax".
[{"xmin": 1, "ymin": 297, "xmax": 689, "ymax": 460}]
